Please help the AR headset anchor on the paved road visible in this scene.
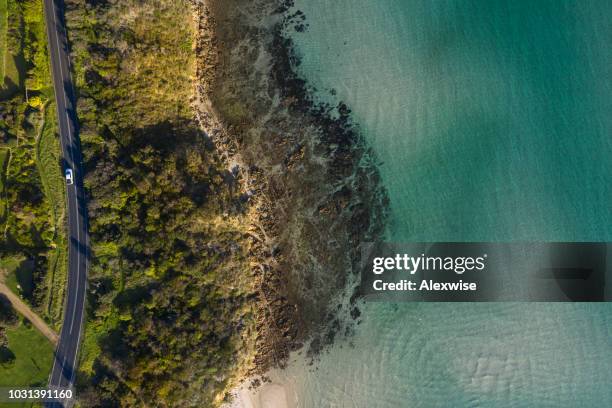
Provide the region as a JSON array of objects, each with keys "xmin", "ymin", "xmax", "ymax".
[{"xmin": 43, "ymin": 0, "xmax": 89, "ymax": 406}]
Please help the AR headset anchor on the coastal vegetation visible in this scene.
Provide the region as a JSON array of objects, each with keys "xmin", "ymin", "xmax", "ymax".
[
  {"xmin": 0, "ymin": 0, "xmax": 65, "ymax": 387},
  {"xmin": 61, "ymin": 0, "xmax": 386, "ymax": 405},
  {"xmin": 64, "ymin": 0, "xmax": 260, "ymax": 405},
  {"xmin": 0, "ymin": 0, "xmax": 7, "ymax": 82}
]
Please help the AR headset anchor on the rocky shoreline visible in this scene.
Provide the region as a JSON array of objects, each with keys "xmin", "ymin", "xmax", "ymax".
[{"xmin": 191, "ymin": 0, "xmax": 388, "ymax": 388}]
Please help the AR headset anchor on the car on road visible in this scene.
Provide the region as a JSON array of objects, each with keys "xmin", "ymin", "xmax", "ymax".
[{"xmin": 65, "ymin": 168, "xmax": 74, "ymax": 185}]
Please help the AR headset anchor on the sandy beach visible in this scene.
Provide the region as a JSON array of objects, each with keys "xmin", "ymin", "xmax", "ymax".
[{"xmin": 226, "ymin": 381, "xmax": 296, "ymax": 408}]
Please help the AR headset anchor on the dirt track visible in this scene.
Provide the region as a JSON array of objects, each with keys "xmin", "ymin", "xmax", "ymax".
[{"xmin": 0, "ymin": 281, "xmax": 59, "ymax": 345}]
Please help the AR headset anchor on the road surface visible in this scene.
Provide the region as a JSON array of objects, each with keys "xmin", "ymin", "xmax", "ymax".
[{"xmin": 43, "ymin": 0, "xmax": 89, "ymax": 406}]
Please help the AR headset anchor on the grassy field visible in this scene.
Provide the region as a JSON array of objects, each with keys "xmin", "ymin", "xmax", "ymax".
[
  {"xmin": 0, "ymin": 321, "xmax": 54, "ymax": 408},
  {"xmin": 2, "ymin": 0, "xmax": 23, "ymax": 97},
  {"xmin": 2, "ymin": 321, "xmax": 54, "ymax": 384},
  {"xmin": 0, "ymin": 0, "xmax": 7, "ymax": 81},
  {"xmin": 0, "ymin": 147, "xmax": 8, "ymax": 223},
  {"xmin": 0, "ymin": 255, "xmax": 34, "ymax": 298}
]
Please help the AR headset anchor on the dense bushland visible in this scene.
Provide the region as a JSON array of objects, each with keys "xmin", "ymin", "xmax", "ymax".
[{"xmin": 65, "ymin": 0, "xmax": 258, "ymax": 406}]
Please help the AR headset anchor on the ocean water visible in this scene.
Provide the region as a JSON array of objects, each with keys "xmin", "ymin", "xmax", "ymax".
[{"xmin": 274, "ymin": 0, "xmax": 612, "ymax": 406}]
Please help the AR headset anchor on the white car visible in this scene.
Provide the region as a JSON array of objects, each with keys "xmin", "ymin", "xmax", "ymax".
[{"xmin": 65, "ymin": 168, "xmax": 74, "ymax": 185}]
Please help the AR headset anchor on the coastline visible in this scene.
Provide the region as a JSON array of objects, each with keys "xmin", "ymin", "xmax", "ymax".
[
  {"xmin": 190, "ymin": 0, "xmax": 388, "ymax": 401},
  {"xmin": 62, "ymin": 0, "xmax": 612, "ymax": 405},
  {"xmin": 225, "ymin": 381, "xmax": 296, "ymax": 408}
]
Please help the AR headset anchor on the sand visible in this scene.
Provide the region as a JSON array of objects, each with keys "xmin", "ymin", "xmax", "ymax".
[{"xmin": 226, "ymin": 381, "xmax": 296, "ymax": 408}]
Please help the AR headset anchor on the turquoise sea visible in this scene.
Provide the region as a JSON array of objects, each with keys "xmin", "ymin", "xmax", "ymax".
[{"xmin": 277, "ymin": 0, "xmax": 612, "ymax": 406}]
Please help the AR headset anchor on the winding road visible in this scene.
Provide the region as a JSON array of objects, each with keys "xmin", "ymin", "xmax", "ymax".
[{"xmin": 43, "ymin": 0, "xmax": 88, "ymax": 406}]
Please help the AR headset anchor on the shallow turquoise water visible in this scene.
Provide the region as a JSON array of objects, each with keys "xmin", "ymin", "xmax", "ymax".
[
  {"xmin": 280, "ymin": 0, "xmax": 612, "ymax": 406},
  {"xmin": 292, "ymin": 0, "xmax": 611, "ymax": 242}
]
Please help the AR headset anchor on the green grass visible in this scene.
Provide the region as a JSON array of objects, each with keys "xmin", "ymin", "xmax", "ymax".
[
  {"xmin": 2, "ymin": 49, "xmax": 22, "ymax": 96},
  {"xmin": 0, "ymin": 255, "xmax": 34, "ymax": 299},
  {"xmin": 0, "ymin": 321, "xmax": 54, "ymax": 408},
  {"xmin": 0, "ymin": 147, "xmax": 8, "ymax": 222},
  {"xmin": 10, "ymin": 259, "xmax": 34, "ymax": 298},
  {"xmin": 0, "ymin": 255, "xmax": 22, "ymax": 274},
  {"xmin": 79, "ymin": 309, "xmax": 120, "ymax": 376},
  {"xmin": 0, "ymin": 322, "xmax": 53, "ymax": 386},
  {"xmin": 43, "ymin": 245, "xmax": 66, "ymax": 330},
  {"xmin": 2, "ymin": 0, "xmax": 23, "ymax": 96},
  {"xmin": 36, "ymin": 103, "xmax": 64, "ymax": 235},
  {"xmin": 0, "ymin": 0, "xmax": 7, "ymax": 81},
  {"xmin": 0, "ymin": 255, "xmax": 23, "ymax": 291},
  {"xmin": 36, "ymin": 103, "xmax": 67, "ymax": 328}
]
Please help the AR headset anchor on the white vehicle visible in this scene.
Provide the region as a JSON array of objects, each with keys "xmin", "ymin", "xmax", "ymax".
[{"xmin": 65, "ymin": 168, "xmax": 74, "ymax": 185}]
